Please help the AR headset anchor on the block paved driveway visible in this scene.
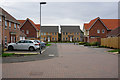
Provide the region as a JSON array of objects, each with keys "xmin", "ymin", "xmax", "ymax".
[{"xmin": 2, "ymin": 43, "xmax": 118, "ymax": 78}]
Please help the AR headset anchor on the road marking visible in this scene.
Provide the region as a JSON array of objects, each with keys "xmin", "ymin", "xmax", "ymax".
[
  {"xmin": 48, "ymin": 54, "xmax": 54, "ymax": 57},
  {"xmin": 41, "ymin": 50, "xmax": 45, "ymax": 53}
]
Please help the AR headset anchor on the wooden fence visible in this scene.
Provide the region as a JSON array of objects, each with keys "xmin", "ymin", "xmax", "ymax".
[{"xmin": 101, "ymin": 37, "xmax": 120, "ymax": 49}]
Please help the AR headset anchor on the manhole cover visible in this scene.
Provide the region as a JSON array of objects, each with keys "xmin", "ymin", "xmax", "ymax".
[{"xmin": 49, "ymin": 54, "xmax": 54, "ymax": 57}]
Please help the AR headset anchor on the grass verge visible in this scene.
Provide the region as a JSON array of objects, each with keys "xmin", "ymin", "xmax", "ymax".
[
  {"xmin": 108, "ymin": 49, "xmax": 120, "ymax": 53},
  {"xmin": 46, "ymin": 44, "xmax": 51, "ymax": 46},
  {"xmin": 2, "ymin": 53, "xmax": 15, "ymax": 57},
  {"xmin": 1, "ymin": 53, "xmax": 38, "ymax": 57}
]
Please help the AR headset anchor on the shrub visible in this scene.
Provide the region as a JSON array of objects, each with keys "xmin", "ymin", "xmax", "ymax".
[
  {"xmin": 90, "ymin": 42, "xmax": 100, "ymax": 46},
  {"xmin": 84, "ymin": 42, "xmax": 91, "ymax": 46},
  {"xmin": 84, "ymin": 42, "xmax": 100, "ymax": 46},
  {"xmin": 79, "ymin": 42, "xmax": 86, "ymax": 45}
]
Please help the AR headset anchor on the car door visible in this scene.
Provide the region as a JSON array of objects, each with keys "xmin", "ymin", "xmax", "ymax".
[
  {"xmin": 14, "ymin": 40, "xmax": 24, "ymax": 50},
  {"xmin": 23, "ymin": 40, "xmax": 30, "ymax": 50}
]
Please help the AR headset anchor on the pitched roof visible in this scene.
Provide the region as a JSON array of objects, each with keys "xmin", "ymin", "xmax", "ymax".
[
  {"xmin": 17, "ymin": 20, "xmax": 26, "ymax": 27},
  {"xmin": 101, "ymin": 19, "xmax": 119, "ymax": 30},
  {"xmin": 18, "ymin": 18, "xmax": 40, "ymax": 31},
  {"xmin": 41, "ymin": 26, "xmax": 58, "ymax": 32},
  {"xmin": 35, "ymin": 24, "xmax": 40, "ymax": 30},
  {"xmin": 0, "ymin": 7, "xmax": 20, "ymax": 24},
  {"xmin": 61, "ymin": 25, "xmax": 81, "ymax": 32},
  {"xmin": 84, "ymin": 17, "xmax": 119, "ymax": 30},
  {"xmin": 107, "ymin": 27, "xmax": 120, "ymax": 37}
]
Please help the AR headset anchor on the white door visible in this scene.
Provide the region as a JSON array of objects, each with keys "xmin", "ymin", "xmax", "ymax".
[
  {"xmin": 70, "ymin": 37, "xmax": 72, "ymax": 42},
  {"xmin": 48, "ymin": 37, "xmax": 50, "ymax": 42}
]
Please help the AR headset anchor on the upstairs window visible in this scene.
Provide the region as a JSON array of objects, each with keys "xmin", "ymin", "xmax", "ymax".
[
  {"xmin": 17, "ymin": 25, "xmax": 19, "ymax": 30},
  {"xmin": 41, "ymin": 33, "xmax": 43, "ymax": 35},
  {"xmin": 9, "ymin": 22, "xmax": 11, "ymax": 29},
  {"xmin": 55, "ymin": 32, "xmax": 57, "ymax": 35},
  {"xmin": 0, "ymin": 16, "xmax": 1, "ymax": 22},
  {"xmin": 26, "ymin": 30, "xmax": 29, "ymax": 34},
  {"xmin": 102, "ymin": 29, "xmax": 105, "ymax": 33},
  {"xmin": 97, "ymin": 30, "xmax": 100, "ymax": 33},
  {"xmin": 5, "ymin": 20, "xmax": 7, "ymax": 29},
  {"xmin": 14, "ymin": 24, "xmax": 16, "ymax": 29},
  {"xmin": 44, "ymin": 33, "xmax": 46, "ymax": 35},
  {"xmin": 52, "ymin": 33, "xmax": 54, "ymax": 35}
]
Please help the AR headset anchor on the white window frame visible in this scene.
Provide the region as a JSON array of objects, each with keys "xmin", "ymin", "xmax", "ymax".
[
  {"xmin": 41, "ymin": 33, "xmax": 43, "ymax": 35},
  {"xmin": 14, "ymin": 23, "xmax": 16, "ymax": 29},
  {"xmin": 9, "ymin": 22, "xmax": 11, "ymax": 29},
  {"xmin": 44, "ymin": 33, "xmax": 46, "ymax": 35},
  {"xmin": 26, "ymin": 30, "xmax": 29, "ymax": 34},
  {"xmin": 102, "ymin": 29, "xmax": 105, "ymax": 33},
  {"xmin": 87, "ymin": 31, "xmax": 89, "ymax": 35},
  {"xmin": 97, "ymin": 29, "xmax": 100, "ymax": 33},
  {"xmin": 17, "ymin": 24, "xmax": 19, "ymax": 29},
  {"xmin": 5, "ymin": 20, "xmax": 7, "ymax": 29},
  {"xmin": 0, "ymin": 16, "xmax": 1, "ymax": 22}
]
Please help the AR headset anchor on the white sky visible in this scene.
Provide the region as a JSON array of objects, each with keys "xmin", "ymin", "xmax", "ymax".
[{"xmin": 0, "ymin": 0, "xmax": 119, "ymax": 31}]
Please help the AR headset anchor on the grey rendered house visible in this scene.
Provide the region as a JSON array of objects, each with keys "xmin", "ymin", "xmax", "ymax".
[{"xmin": 60, "ymin": 25, "xmax": 83, "ymax": 42}]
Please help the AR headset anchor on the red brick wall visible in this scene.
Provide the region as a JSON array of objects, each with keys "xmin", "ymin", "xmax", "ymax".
[
  {"xmin": 89, "ymin": 38, "xmax": 101, "ymax": 43},
  {"xmin": 20, "ymin": 20, "xmax": 37, "ymax": 38},
  {"xmin": 89, "ymin": 19, "xmax": 109, "ymax": 43}
]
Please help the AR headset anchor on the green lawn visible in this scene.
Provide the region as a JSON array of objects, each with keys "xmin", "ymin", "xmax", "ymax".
[
  {"xmin": 108, "ymin": 49, "xmax": 120, "ymax": 53},
  {"xmin": 46, "ymin": 44, "xmax": 51, "ymax": 46},
  {"xmin": 2, "ymin": 53, "xmax": 15, "ymax": 57},
  {"xmin": 1, "ymin": 53, "xmax": 38, "ymax": 57}
]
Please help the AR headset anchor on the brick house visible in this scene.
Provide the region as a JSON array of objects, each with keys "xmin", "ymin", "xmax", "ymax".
[
  {"xmin": 107, "ymin": 27, "xmax": 120, "ymax": 37},
  {"xmin": 18, "ymin": 18, "xmax": 40, "ymax": 40},
  {"xmin": 0, "ymin": 7, "xmax": 26, "ymax": 47},
  {"xmin": 41, "ymin": 26, "xmax": 59, "ymax": 42},
  {"xmin": 61, "ymin": 25, "xmax": 83, "ymax": 42},
  {"xmin": 83, "ymin": 17, "xmax": 119, "ymax": 43}
]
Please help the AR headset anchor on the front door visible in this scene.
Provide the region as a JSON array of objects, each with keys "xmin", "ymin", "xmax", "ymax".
[
  {"xmin": 48, "ymin": 37, "xmax": 50, "ymax": 42},
  {"xmin": 10, "ymin": 35, "xmax": 16, "ymax": 43},
  {"xmin": 70, "ymin": 37, "xmax": 72, "ymax": 42}
]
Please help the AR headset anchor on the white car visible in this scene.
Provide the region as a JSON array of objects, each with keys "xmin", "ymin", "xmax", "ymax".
[{"xmin": 7, "ymin": 40, "xmax": 40, "ymax": 51}]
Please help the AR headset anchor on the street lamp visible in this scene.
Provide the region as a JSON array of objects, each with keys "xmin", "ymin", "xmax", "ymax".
[{"xmin": 39, "ymin": 2, "xmax": 46, "ymax": 54}]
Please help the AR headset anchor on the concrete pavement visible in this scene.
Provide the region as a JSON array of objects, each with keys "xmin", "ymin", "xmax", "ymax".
[{"xmin": 2, "ymin": 43, "xmax": 118, "ymax": 78}]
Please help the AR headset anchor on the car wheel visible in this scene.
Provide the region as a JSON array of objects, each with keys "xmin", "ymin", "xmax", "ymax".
[
  {"xmin": 8, "ymin": 46, "xmax": 14, "ymax": 51},
  {"xmin": 29, "ymin": 47, "xmax": 35, "ymax": 51}
]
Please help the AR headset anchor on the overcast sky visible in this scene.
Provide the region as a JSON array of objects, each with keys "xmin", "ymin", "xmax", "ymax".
[{"xmin": 0, "ymin": 1, "xmax": 118, "ymax": 30}]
